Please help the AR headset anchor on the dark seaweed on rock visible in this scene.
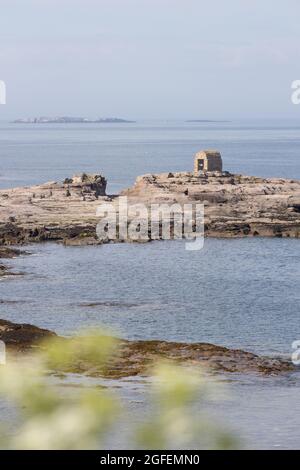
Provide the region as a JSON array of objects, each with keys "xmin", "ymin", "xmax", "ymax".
[
  {"xmin": 0, "ymin": 319, "xmax": 294, "ymax": 377},
  {"xmin": 0, "ymin": 318, "xmax": 56, "ymax": 352}
]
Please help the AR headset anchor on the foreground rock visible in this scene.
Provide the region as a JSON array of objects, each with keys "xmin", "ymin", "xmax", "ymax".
[
  {"xmin": 1, "ymin": 171, "xmax": 300, "ymax": 244},
  {"xmin": 0, "ymin": 319, "xmax": 56, "ymax": 351},
  {"xmin": 102, "ymin": 340, "xmax": 294, "ymax": 377},
  {"xmin": 0, "ymin": 319, "xmax": 294, "ymax": 376}
]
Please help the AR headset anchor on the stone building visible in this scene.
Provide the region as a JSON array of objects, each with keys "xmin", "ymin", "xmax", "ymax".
[{"xmin": 194, "ymin": 150, "xmax": 223, "ymax": 174}]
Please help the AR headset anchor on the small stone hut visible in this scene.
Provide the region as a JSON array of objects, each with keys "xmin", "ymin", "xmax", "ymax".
[{"xmin": 194, "ymin": 150, "xmax": 223, "ymax": 174}]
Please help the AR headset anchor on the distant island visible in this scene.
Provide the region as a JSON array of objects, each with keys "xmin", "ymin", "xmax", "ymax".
[
  {"xmin": 186, "ymin": 119, "xmax": 230, "ymax": 123},
  {"xmin": 13, "ymin": 116, "xmax": 136, "ymax": 124}
]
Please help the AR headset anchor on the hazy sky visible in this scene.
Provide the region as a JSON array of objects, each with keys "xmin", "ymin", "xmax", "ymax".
[{"xmin": 0, "ymin": 0, "xmax": 300, "ymax": 119}]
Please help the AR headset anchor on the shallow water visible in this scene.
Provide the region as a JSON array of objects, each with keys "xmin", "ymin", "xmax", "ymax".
[
  {"xmin": 1, "ymin": 239, "xmax": 300, "ymax": 449},
  {"xmin": 1, "ymin": 238, "xmax": 300, "ymax": 357}
]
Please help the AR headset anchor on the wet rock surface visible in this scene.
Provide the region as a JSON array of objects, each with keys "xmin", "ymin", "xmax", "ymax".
[
  {"xmin": 0, "ymin": 265, "xmax": 8, "ymax": 277},
  {"xmin": 0, "ymin": 247, "xmax": 26, "ymax": 277},
  {"xmin": 103, "ymin": 340, "xmax": 294, "ymax": 378},
  {"xmin": 0, "ymin": 247, "xmax": 24, "ymax": 259},
  {"xmin": 0, "ymin": 319, "xmax": 294, "ymax": 376},
  {"xmin": 0, "ymin": 318, "xmax": 56, "ymax": 352}
]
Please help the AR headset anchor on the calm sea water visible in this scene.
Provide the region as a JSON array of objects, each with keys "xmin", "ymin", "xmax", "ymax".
[
  {"xmin": 1, "ymin": 119, "xmax": 300, "ymax": 192},
  {"xmin": 1, "ymin": 119, "xmax": 300, "ymax": 449},
  {"xmin": 2, "ymin": 238, "xmax": 300, "ymax": 358}
]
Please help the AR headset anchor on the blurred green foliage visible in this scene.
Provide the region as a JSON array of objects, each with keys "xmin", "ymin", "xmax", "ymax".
[{"xmin": 0, "ymin": 331, "xmax": 237, "ymax": 450}]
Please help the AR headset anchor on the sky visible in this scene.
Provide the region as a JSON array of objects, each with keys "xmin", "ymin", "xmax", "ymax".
[{"xmin": 0, "ymin": 0, "xmax": 300, "ymax": 120}]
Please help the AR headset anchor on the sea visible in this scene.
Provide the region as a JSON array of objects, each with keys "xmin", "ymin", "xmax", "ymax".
[{"xmin": 1, "ymin": 119, "xmax": 300, "ymax": 449}]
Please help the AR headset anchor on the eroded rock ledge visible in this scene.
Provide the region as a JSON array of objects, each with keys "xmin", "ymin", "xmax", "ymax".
[
  {"xmin": 0, "ymin": 247, "xmax": 25, "ymax": 277},
  {"xmin": 1, "ymin": 171, "xmax": 300, "ymax": 244},
  {"xmin": 0, "ymin": 318, "xmax": 56, "ymax": 349},
  {"xmin": 0, "ymin": 319, "xmax": 294, "ymax": 377}
]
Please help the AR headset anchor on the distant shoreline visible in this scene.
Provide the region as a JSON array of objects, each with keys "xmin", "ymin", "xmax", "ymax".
[
  {"xmin": 186, "ymin": 119, "xmax": 230, "ymax": 123},
  {"xmin": 13, "ymin": 117, "xmax": 136, "ymax": 124}
]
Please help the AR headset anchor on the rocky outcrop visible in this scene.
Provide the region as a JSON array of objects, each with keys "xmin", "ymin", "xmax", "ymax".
[
  {"xmin": 0, "ymin": 173, "xmax": 107, "ymax": 244},
  {"xmin": 108, "ymin": 340, "xmax": 294, "ymax": 377},
  {"xmin": 0, "ymin": 247, "xmax": 24, "ymax": 259},
  {"xmin": 0, "ymin": 247, "xmax": 25, "ymax": 277},
  {"xmin": 0, "ymin": 319, "xmax": 293, "ymax": 376},
  {"xmin": 121, "ymin": 172, "xmax": 300, "ymax": 238},
  {"xmin": 1, "ymin": 170, "xmax": 300, "ymax": 244},
  {"xmin": 0, "ymin": 265, "xmax": 8, "ymax": 277},
  {"xmin": 0, "ymin": 318, "xmax": 55, "ymax": 351}
]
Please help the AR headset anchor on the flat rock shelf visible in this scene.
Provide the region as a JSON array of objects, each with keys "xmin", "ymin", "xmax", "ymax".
[
  {"xmin": 1, "ymin": 171, "xmax": 300, "ymax": 245},
  {"xmin": 0, "ymin": 319, "xmax": 294, "ymax": 377}
]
